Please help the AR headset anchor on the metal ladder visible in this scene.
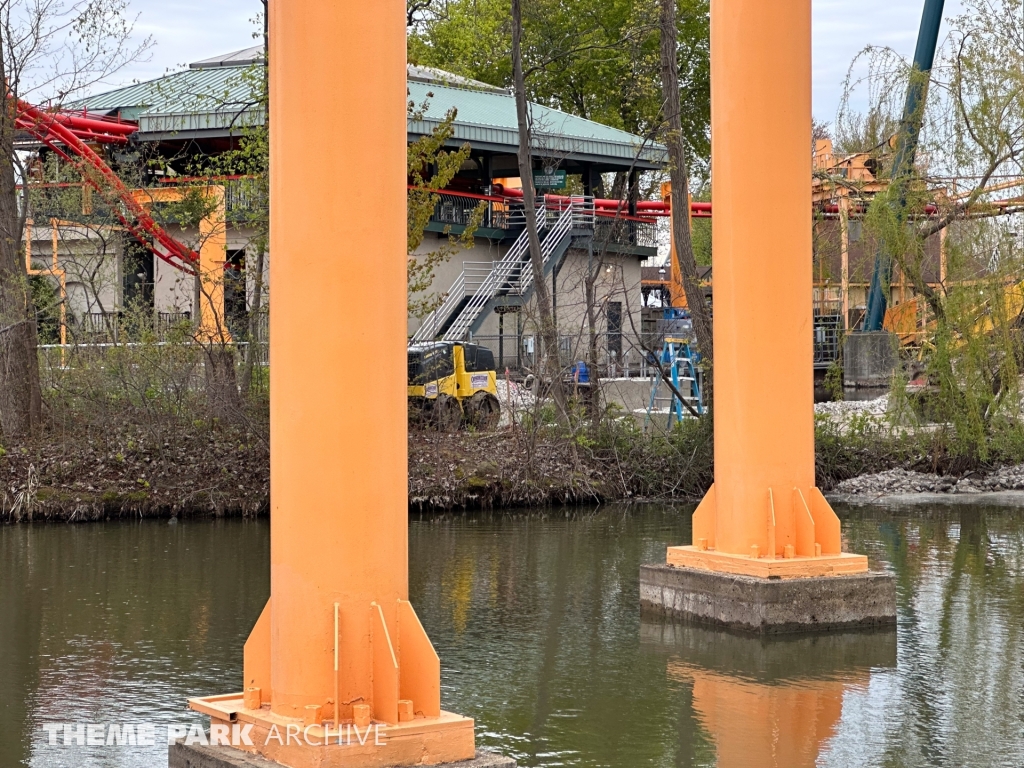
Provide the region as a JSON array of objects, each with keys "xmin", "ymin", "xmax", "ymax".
[{"xmin": 645, "ymin": 338, "xmax": 704, "ymax": 429}]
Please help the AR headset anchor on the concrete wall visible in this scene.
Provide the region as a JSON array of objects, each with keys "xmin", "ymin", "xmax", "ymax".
[
  {"xmin": 407, "ymin": 231, "xmax": 509, "ymax": 337},
  {"xmin": 598, "ymin": 377, "xmax": 652, "ymax": 414},
  {"xmin": 547, "ymin": 248, "xmax": 644, "ymax": 371},
  {"xmin": 27, "ymin": 221, "xmax": 264, "ymax": 322},
  {"xmin": 27, "ymin": 221, "xmax": 121, "ymax": 319},
  {"xmin": 408, "ymin": 233, "xmax": 647, "ymax": 371},
  {"xmin": 155, "ymin": 223, "xmax": 263, "ymax": 316}
]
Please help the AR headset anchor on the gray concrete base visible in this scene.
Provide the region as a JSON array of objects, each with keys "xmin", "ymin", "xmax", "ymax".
[
  {"xmin": 843, "ymin": 330, "xmax": 898, "ymax": 388},
  {"xmin": 640, "ymin": 564, "xmax": 896, "ymax": 634},
  {"xmin": 169, "ymin": 744, "xmax": 515, "ymax": 768}
]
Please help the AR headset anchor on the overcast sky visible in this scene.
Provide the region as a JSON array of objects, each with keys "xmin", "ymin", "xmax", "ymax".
[{"xmin": 113, "ymin": 0, "xmax": 967, "ymax": 128}]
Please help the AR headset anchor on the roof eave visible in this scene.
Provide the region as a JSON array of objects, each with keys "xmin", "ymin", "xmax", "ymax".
[{"xmin": 408, "ymin": 116, "xmax": 667, "ymax": 168}]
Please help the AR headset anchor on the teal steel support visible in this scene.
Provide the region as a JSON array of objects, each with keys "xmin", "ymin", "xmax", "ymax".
[{"xmin": 862, "ymin": 0, "xmax": 945, "ymax": 332}]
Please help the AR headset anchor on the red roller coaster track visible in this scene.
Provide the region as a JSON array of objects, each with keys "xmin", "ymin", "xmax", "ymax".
[
  {"xmin": 16, "ymin": 100, "xmax": 700, "ymax": 279},
  {"xmin": 14, "ymin": 101, "xmax": 199, "ymax": 275}
]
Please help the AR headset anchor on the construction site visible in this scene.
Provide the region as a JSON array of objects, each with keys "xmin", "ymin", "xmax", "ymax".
[
  {"xmin": 2, "ymin": 0, "xmax": 1024, "ymax": 767},
  {"xmin": 14, "ymin": 33, "xmax": 1023, "ymax": 432}
]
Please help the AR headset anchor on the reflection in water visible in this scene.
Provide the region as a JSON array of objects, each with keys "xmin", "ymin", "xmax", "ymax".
[
  {"xmin": 0, "ymin": 520, "xmax": 270, "ymax": 768},
  {"xmin": 409, "ymin": 507, "xmax": 697, "ymax": 767},
  {"xmin": 641, "ymin": 622, "xmax": 896, "ymax": 767},
  {"xmin": 2, "ymin": 503, "xmax": 1024, "ymax": 767}
]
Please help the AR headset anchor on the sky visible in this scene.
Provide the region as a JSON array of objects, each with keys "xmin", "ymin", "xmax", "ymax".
[{"xmin": 109, "ymin": 0, "xmax": 967, "ymax": 128}]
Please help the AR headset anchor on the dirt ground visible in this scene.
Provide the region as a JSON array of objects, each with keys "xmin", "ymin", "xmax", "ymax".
[{"xmin": 1, "ymin": 424, "xmax": 630, "ymax": 522}]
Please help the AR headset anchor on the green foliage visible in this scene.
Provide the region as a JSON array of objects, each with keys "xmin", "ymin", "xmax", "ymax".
[
  {"xmin": 814, "ymin": 412, "xmax": 908, "ymax": 488},
  {"xmin": 158, "ymin": 187, "xmax": 221, "ymax": 229},
  {"xmin": 860, "ymin": 181, "xmax": 1024, "ymax": 461},
  {"xmin": 511, "ymin": 402, "xmax": 716, "ymax": 500},
  {"xmin": 587, "ymin": 412, "xmax": 714, "ymax": 498},
  {"xmin": 409, "ymin": 0, "xmax": 711, "ymax": 172},
  {"xmin": 407, "ymin": 105, "xmax": 485, "ymax": 319},
  {"xmin": 28, "ymin": 275, "xmax": 61, "ymax": 345},
  {"xmin": 690, "ymin": 187, "xmax": 711, "ymax": 265},
  {"xmin": 824, "ymin": 359, "xmax": 844, "ymax": 402},
  {"xmin": 832, "ymin": 0, "xmax": 1024, "ymax": 464}
]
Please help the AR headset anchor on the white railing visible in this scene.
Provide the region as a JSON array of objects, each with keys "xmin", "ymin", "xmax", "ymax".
[
  {"xmin": 461, "ymin": 262, "xmax": 495, "ymax": 295},
  {"xmin": 443, "ymin": 203, "xmax": 578, "ymax": 341},
  {"xmin": 411, "ymin": 196, "xmax": 594, "ymax": 343},
  {"xmin": 412, "ymin": 210, "xmax": 538, "ymax": 343},
  {"xmin": 507, "ymin": 203, "xmax": 577, "ymax": 301},
  {"xmin": 413, "ymin": 203, "xmax": 546, "ymax": 342},
  {"xmin": 413, "ymin": 271, "xmax": 466, "ymax": 342}
]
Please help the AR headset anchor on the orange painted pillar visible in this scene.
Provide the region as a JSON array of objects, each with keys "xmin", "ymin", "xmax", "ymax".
[
  {"xmin": 265, "ymin": 0, "xmax": 410, "ymax": 716},
  {"xmin": 130, "ymin": 186, "xmax": 230, "ymax": 343},
  {"xmin": 188, "ymin": 0, "xmax": 475, "ymax": 763},
  {"xmin": 660, "ymin": 180, "xmax": 690, "ymax": 309},
  {"xmin": 671, "ymin": 0, "xmax": 866, "ymax": 574}
]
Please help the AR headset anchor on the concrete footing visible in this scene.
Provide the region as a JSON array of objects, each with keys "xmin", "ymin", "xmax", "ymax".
[
  {"xmin": 843, "ymin": 330, "xmax": 898, "ymax": 388},
  {"xmin": 640, "ymin": 564, "xmax": 896, "ymax": 634},
  {"xmin": 169, "ymin": 744, "xmax": 516, "ymax": 768}
]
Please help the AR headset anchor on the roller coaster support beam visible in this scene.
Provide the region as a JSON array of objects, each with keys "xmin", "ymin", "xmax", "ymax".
[
  {"xmin": 183, "ymin": 0, "xmax": 477, "ymax": 764},
  {"xmin": 862, "ymin": 0, "xmax": 946, "ymax": 332},
  {"xmin": 664, "ymin": 0, "xmax": 869, "ymax": 578}
]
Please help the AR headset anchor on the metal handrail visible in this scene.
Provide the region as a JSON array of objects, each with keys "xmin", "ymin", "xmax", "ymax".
[
  {"xmin": 508, "ymin": 204, "xmax": 575, "ymax": 297},
  {"xmin": 445, "ymin": 201, "xmax": 576, "ymax": 341},
  {"xmin": 461, "ymin": 262, "xmax": 497, "ymax": 295},
  {"xmin": 412, "ymin": 201, "xmax": 546, "ymax": 342},
  {"xmin": 412, "ymin": 196, "xmax": 591, "ymax": 342},
  {"xmin": 443, "ymin": 202, "xmax": 549, "ymax": 341},
  {"xmin": 412, "ymin": 270, "xmax": 467, "ymax": 342}
]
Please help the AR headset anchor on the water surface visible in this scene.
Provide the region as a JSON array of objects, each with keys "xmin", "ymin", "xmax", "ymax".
[{"xmin": 1, "ymin": 502, "xmax": 1022, "ymax": 767}]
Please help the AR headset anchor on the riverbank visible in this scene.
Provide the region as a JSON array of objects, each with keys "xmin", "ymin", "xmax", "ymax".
[
  {"xmin": 0, "ymin": 419, "xmax": 270, "ymax": 522},
  {"xmin": 1, "ymin": 418, "xmax": 716, "ymax": 521},
  {"xmin": 833, "ymin": 464, "xmax": 1024, "ymax": 497},
  {"xmin": 7, "ymin": 395, "xmax": 1024, "ymax": 521}
]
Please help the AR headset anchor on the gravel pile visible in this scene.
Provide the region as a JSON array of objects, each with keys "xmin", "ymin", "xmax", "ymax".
[
  {"xmin": 834, "ymin": 465, "xmax": 1024, "ymax": 496},
  {"xmin": 815, "ymin": 394, "xmax": 888, "ymax": 418},
  {"xmin": 495, "ymin": 378, "xmax": 537, "ymax": 427}
]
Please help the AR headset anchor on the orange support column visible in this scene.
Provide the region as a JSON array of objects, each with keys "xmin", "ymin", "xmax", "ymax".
[
  {"xmin": 668, "ymin": 0, "xmax": 866, "ymax": 576},
  {"xmin": 185, "ymin": 0, "xmax": 476, "ymax": 764},
  {"xmin": 131, "ymin": 185, "xmax": 231, "ymax": 343},
  {"xmin": 660, "ymin": 180, "xmax": 690, "ymax": 309}
]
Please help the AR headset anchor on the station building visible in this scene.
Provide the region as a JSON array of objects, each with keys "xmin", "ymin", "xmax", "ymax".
[{"xmin": 25, "ymin": 46, "xmax": 666, "ymax": 373}]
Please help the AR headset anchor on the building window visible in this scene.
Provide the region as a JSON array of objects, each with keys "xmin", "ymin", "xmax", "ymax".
[{"xmin": 607, "ymin": 301, "xmax": 622, "ymax": 361}]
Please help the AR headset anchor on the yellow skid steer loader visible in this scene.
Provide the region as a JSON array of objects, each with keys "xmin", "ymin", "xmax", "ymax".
[{"xmin": 408, "ymin": 342, "xmax": 501, "ymax": 430}]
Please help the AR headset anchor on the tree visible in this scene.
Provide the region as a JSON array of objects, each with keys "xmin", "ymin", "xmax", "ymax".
[
  {"xmin": 407, "ymin": 105, "xmax": 484, "ymax": 319},
  {"xmin": 835, "ymin": 0, "xmax": 1024, "ymax": 456},
  {"xmin": 659, "ymin": 0, "xmax": 713, "ymax": 399},
  {"xmin": 0, "ymin": 0, "xmax": 150, "ymax": 437},
  {"xmin": 511, "ymin": 0, "xmax": 564, "ymax": 408},
  {"xmin": 409, "ymin": 0, "xmax": 711, "ymax": 176}
]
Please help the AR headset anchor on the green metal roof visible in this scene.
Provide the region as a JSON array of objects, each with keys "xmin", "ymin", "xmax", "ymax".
[
  {"xmin": 71, "ymin": 64, "xmax": 262, "ymax": 134},
  {"xmin": 406, "ymin": 80, "xmax": 664, "ymax": 166},
  {"xmin": 73, "ymin": 54, "xmax": 664, "ymax": 167}
]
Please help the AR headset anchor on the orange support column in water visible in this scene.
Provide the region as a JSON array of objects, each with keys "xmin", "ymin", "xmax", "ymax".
[
  {"xmin": 668, "ymin": 0, "xmax": 866, "ymax": 576},
  {"xmin": 185, "ymin": 0, "xmax": 477, "ymax": 764}
]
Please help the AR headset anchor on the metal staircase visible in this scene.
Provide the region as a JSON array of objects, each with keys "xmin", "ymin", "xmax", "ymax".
[{"xmin": 412, "ymin": 196, "xmax": 594, "ymax": 342}]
